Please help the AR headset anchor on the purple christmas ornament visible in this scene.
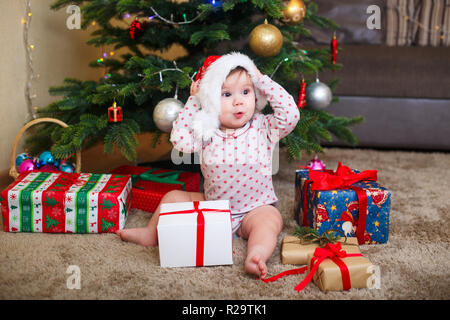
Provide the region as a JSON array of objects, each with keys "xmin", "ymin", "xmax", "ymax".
[
  {"xmin": 307, "ymin": 155, "xmax": 326, "ymax": 171},
  {"xmin": 18, "ymin": 159, "xmax": 35, "ymax": 173}
]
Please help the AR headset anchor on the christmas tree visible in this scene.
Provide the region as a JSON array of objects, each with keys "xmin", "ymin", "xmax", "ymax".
[{"xmin": 28, "ymin": 0, "xmax": 363, "ymax": 162}]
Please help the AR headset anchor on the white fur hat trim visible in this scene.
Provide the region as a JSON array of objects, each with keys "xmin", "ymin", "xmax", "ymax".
[{"xmin": 192, "ymin": 52, "xmax": 267, "ymax": 142}]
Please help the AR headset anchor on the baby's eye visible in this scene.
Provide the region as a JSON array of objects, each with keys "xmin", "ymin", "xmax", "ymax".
[
  {"xmin": 222, "ymin": 92, "xmax": 231, "ymax": 97},
  {"xmin": 243, "ymin": 89, "xmax": 249, "ymax": 95}
]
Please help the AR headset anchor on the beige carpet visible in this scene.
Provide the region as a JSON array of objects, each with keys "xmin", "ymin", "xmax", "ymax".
[{"xmin": 1, "ymin": 147, "xmax": 449, "ymax": 300}]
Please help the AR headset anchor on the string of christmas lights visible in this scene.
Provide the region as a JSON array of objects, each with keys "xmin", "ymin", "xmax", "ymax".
[
  {"xmin": 149, "ymin": 6, "xmax": 206, "ymax": 25},
  {"xmin": 393, "ymin": 4, "xmax": 448, "ymax": 42},
  {"xmin": 137, "ymin": 60, "xmax": 197, "ymax": 83},
  {"xmin": 270, "ymin": 57, "xmax": 289, "ymax": 78},
  {"xmin": 120, "ymin": 0, "xmax": 213, "ymax": 28},
  {"xmin": 22, "ymin": 0, "xmax": 38, "ymax": 120}
]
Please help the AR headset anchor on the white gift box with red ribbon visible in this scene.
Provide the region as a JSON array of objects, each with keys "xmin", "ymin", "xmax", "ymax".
[{"xmin": 157, "ymin": 200, "xmax": 233, "ymax": 268}]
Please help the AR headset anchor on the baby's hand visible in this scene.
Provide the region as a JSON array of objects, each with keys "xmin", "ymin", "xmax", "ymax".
[{"xmin": 190, "ymin": 80, "xmax": 200, "ymax": 96}]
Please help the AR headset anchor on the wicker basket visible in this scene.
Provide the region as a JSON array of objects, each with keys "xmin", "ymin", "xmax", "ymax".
[{"xmin": 9, "ymin": 117, "xmax": 81, "ymax": 179}]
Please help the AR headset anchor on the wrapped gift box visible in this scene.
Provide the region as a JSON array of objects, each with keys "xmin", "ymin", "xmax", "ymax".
[
  {"xmin": 1, "ymin": 171, "xmax": 131, "ymax": 233},
  {"xmin": 294, "ymin": 166, "xmax": 391, "ymax": 244},
  {"xmin": 110, "ymin": 165, "xmax": 200, "ymax": 213},
  {"xmin": 157, "ymin": 200, "xmax": 233, "ymax": 268},
  {"xmin": 281, "ymin": 236, "xmax": 360, "ymax": 265},
  {"xmin": 294, "ymin": 169, "xmax": 310, "ymax": 225},
  {"xmin": 306, "ymin": 243, "xmax": 374, "ymax": 292}
]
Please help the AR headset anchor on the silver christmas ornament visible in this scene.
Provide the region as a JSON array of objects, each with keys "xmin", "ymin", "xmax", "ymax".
[
  {"xmin": 305, "ymin": 79, "xmax": 333, "ymax": 109},
  {"xmin": 153, "ymin": 98, "xmax": 183, "ymax": 133}
]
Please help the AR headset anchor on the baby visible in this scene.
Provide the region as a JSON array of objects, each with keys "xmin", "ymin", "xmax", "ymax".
[{"xmin": 117, "ymin": 52, "xmax": 300, "ymax": 279}]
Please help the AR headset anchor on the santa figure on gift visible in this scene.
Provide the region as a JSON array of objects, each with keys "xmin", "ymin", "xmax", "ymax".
[{"xmin": 338, "ymin": 201, "xmax": 373, "ymax": 244}]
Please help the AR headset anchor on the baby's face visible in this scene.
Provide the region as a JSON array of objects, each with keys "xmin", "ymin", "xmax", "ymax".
[{"xmin": 219, "ymin": 70, "xmax": 256, "ymax": 131}]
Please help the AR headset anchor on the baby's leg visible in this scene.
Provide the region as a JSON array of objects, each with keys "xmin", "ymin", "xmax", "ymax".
[
  {"xmin": 117, "ymin": 190, "xmax": 205, "ymax": 246},
  {"xmin": 237, "ymin": 205, "xmax": 283, "ymax": 279}
]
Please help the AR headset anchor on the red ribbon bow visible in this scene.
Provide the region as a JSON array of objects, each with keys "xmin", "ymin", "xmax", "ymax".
[
  {"xmin": 159, "ymin": 201, "xmax": 230, "ymax": 267},
  {"xmin": 302, "ymin": 162, "xmax": 378, "ymax": 244},
  {"xmin": 308, "ymin": 162, "xmax": 377, "ymax": 191},
  {"xmin": 262, "ymin": 242, "xmax": 362, "ymax": 292},
  {"xmin": 293, "ymin": 242, "xmax": 362, "ymax": 292}
]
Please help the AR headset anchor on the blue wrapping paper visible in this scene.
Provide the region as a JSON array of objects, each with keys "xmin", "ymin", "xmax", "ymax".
[{"xmin": 294, "ymin": 169, "xmax": 391, "ymax": 244}]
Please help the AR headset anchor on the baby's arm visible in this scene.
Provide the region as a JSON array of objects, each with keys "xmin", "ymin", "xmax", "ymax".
[
  {"xmin": 256, "ymin": 75, "xmax": 300, "ymax": 142},
  {"xmin": 170, "ymin": 94, "xmax": 203, "ymax": 153}
]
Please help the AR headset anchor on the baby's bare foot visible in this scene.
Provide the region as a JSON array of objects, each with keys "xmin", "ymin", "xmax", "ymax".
[
  {"xmin": 245, "ymin": 254, "xmax": 268, "ymax": 279},
  {"xmin": 116, "ymin": 227, "xmax": 157, "ymax": 247}
]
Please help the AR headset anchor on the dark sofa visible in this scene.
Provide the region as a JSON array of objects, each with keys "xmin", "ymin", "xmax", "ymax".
[{"xmin": 306, "ymin": 0, "xmax": 450, "ymax": 150}]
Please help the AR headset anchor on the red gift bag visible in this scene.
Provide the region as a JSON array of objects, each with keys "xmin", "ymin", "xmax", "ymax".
[{"xmin": 110, "ymin": 165, "xmax": 200, "ymax": 213}]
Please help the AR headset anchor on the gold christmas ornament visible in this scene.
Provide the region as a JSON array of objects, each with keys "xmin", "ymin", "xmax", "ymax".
[
  {"xmin": 249, "ymin": 19, "xmax": 283, "ymax": 57},
  {"xmin": 282, "ymin": 0, "xmax": 306, "ymax": 25}
]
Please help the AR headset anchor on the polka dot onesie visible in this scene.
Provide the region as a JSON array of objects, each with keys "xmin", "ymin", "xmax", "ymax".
[{"xmin": 170, "ymin": 75, "xmax": 300, "ymax": 233}]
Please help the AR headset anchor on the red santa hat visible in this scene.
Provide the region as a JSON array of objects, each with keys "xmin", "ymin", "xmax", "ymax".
[{"xmin": 192, "ymin": 52, "xmax": 267, "ymax": 141}]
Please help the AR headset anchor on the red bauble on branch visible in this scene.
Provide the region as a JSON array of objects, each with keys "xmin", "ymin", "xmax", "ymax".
[
  {"xmin": 297, "ymin": 78, "xmax": 307, "ymax": 109},
  {"xmin": 331, "ymin": 33, "xmax": 338, "ymax": 69},
  {"xmin": 130, "ymin": 19, "xmax": 141, "ymax": 39},
  {"xmin": 129, "ymin": 18, "xmax": 147, "ymax": 40}
]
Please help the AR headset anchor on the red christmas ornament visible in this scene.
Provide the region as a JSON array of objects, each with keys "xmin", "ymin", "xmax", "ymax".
[
  {"xmin": 331, "ymin": 34, "xmax": 338, "ymax": 69},
  {"xmin": 306, "ymin": 155, "xmax": 326, "ymax": 170},
  {"xmin": 108, "ymin": 101, "xmax": 123, "ymax": 123},
  {"xmin": 129, "ymin": 18, "xmax": 147, "ymax": 40},
  {"xmin": 297, "ymin": 78, "xmax": 307, "ymax": 109},
  {"xmin": 130, "ymin": 19, "xmax": 141, "ymax": 39}
]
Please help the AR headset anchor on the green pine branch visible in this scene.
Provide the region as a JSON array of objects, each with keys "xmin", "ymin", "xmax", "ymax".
[
  {"xmin": 292, "ymin": 226, "xmax": 341, "ymax": 246},
  {"xmin": 103, "ymin": 119, "xmax": 140, "ymax": 161}
]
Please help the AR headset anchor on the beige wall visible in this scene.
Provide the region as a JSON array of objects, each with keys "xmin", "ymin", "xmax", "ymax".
[{"xmin": 0, "ymin": 0, "xmax": 104, "ymax": 173}]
